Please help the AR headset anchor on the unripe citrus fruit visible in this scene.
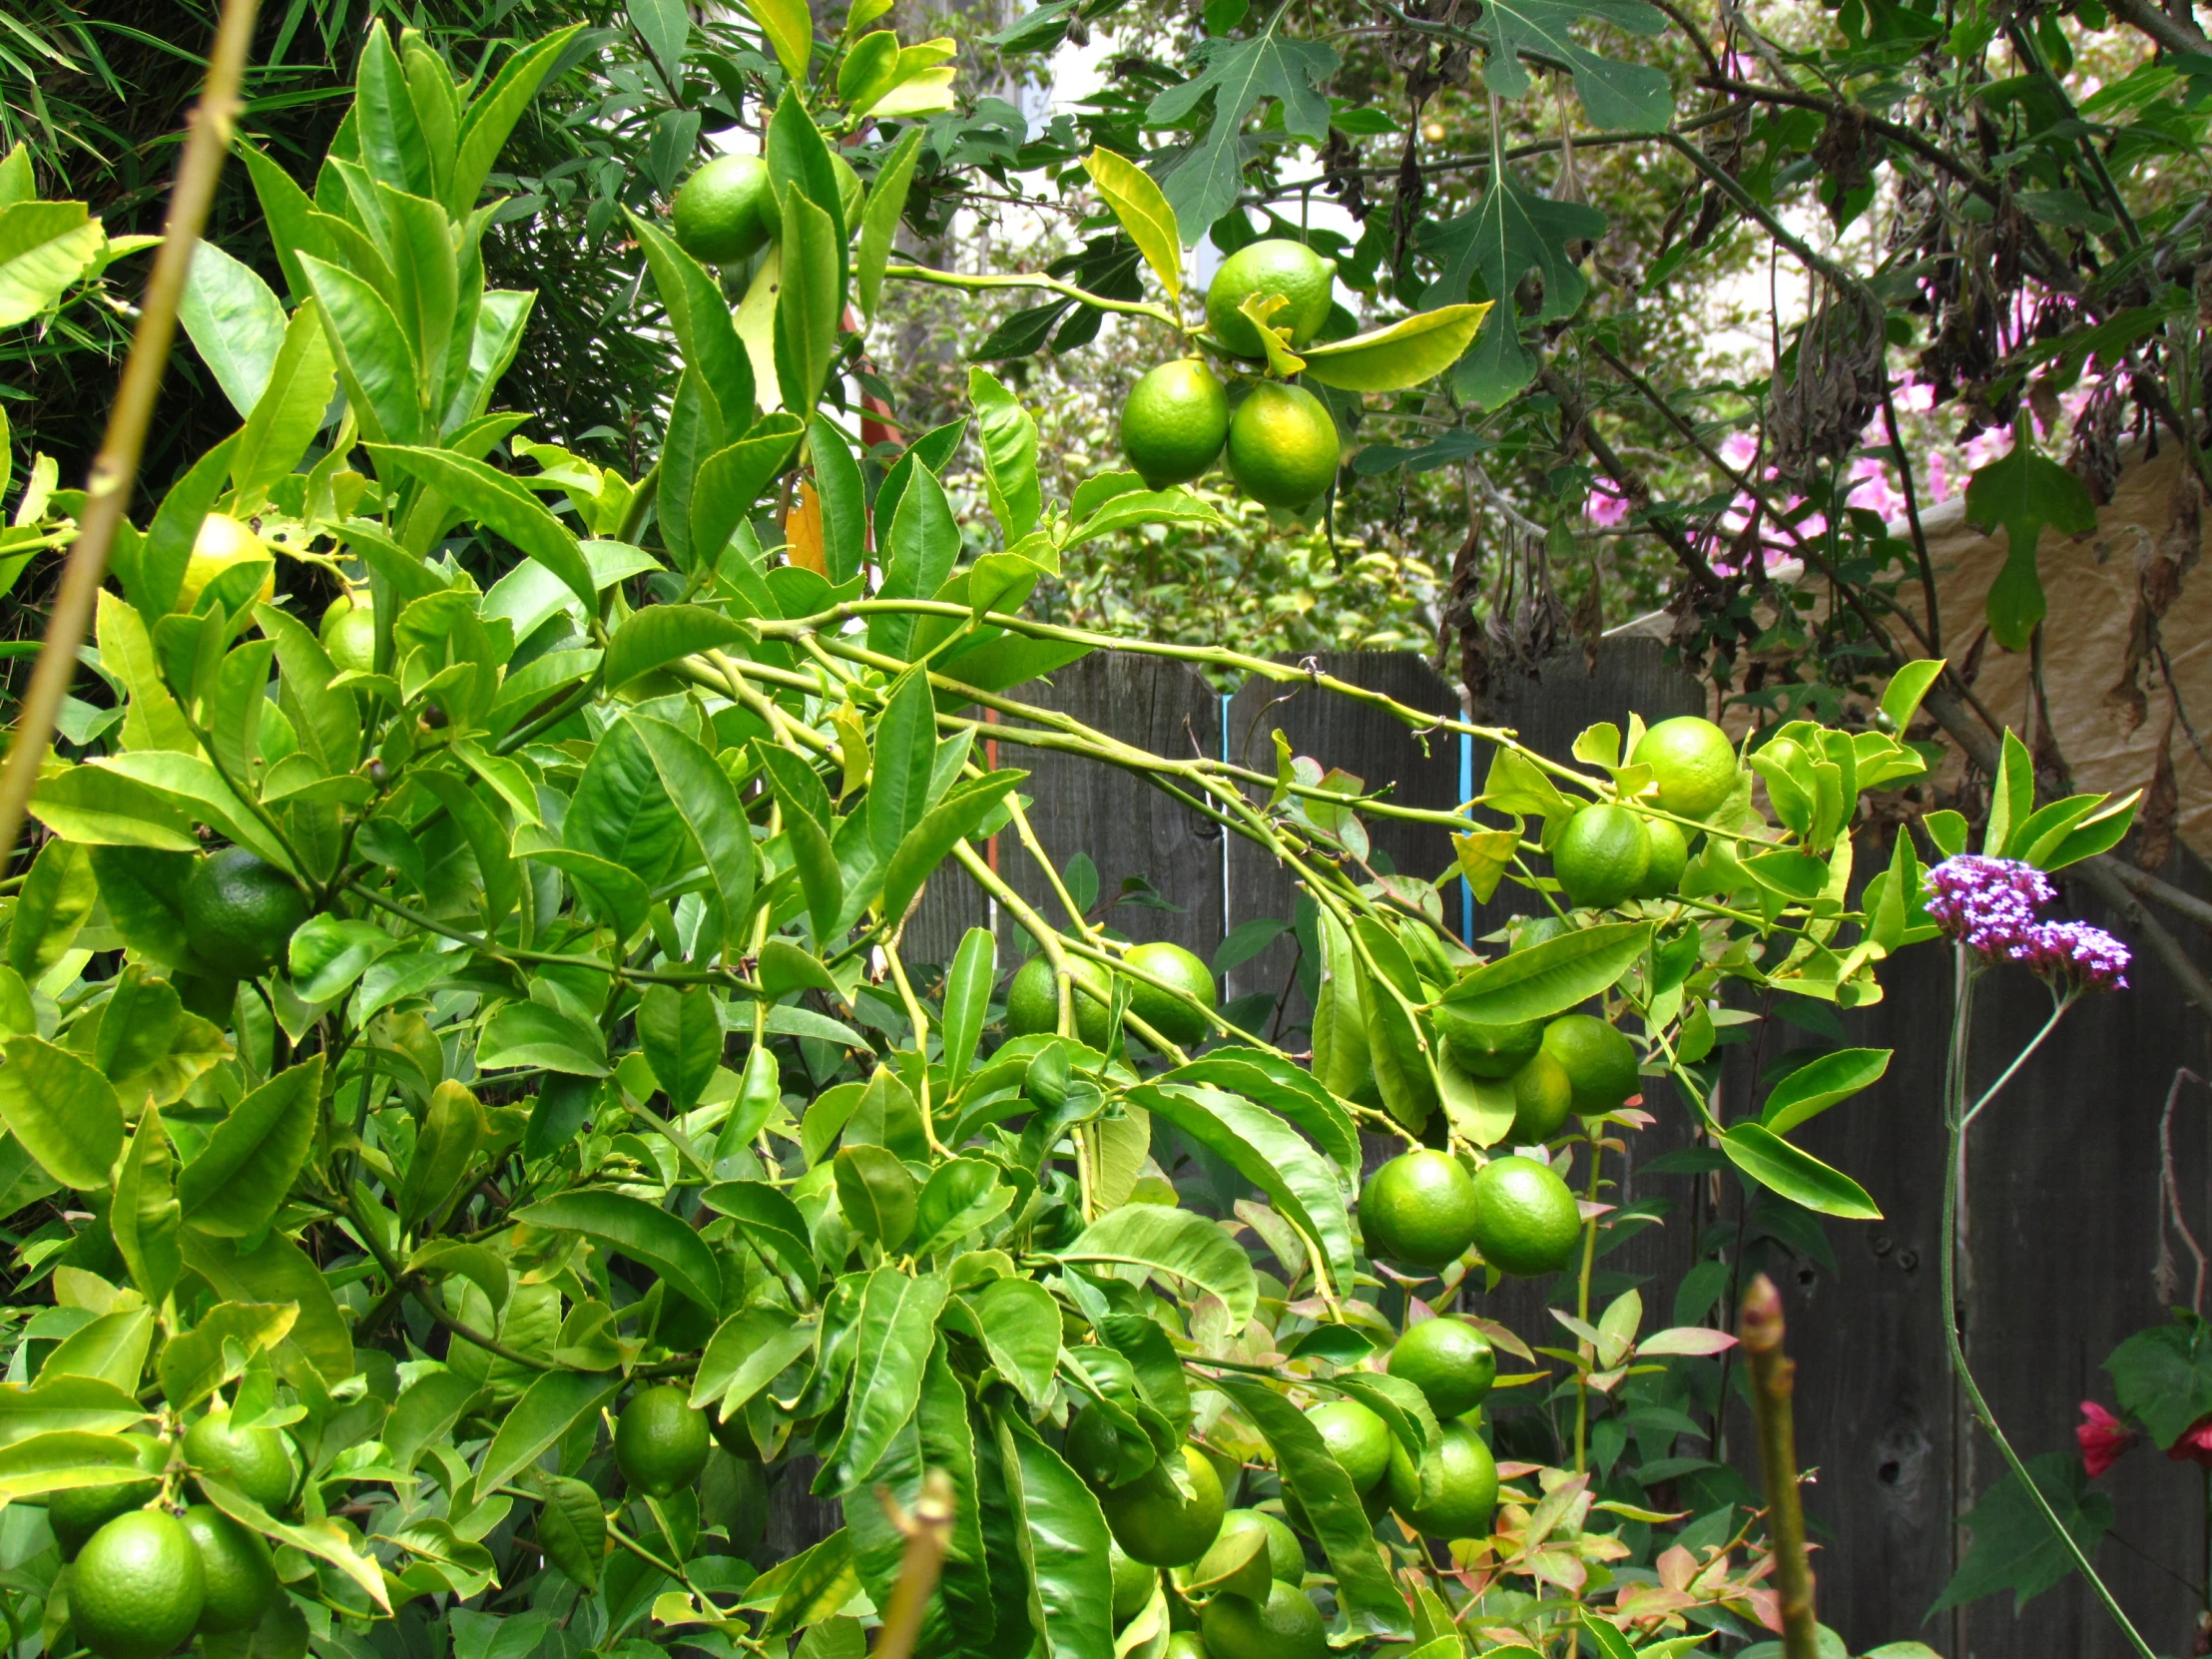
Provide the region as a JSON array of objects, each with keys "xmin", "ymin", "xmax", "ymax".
[
  {"xmin": 1110, "ymin": 1540, "xmax": 1158, "ymax": 1621},
  {"xmin": 319, "ymin": 594, "xmax": 376, "ymax": 676},
  {"xmin": 1386, "ymin": 1318, "xmax": 1496, "ymax": 1422},
  {"xmin": 1121, "ymin": 361, "xmax": 1230, "ymax": 489},
  {"xmin": 1470, "ymin": 1154, "xmax": 1581, "ymax": 1277},
  {"xmin": 1552, "ymin": 804, "xmax": 1651, "ymax": 909},
  {"xmin": 184, "ymin": 1409, "xmax": 294, "ymax": 1511},
  {"xmin": 1167, "ymin": 1635, "xmax": 1208, "ymax": 1659},
  {"xmin": 70, "ymin": 1510, "xmax": 206, "ymax": 1659},
  {"xmin": 1359, "ymin": 1149, "xmax": 1478, "ymax": 1271},
  {"xmin": 1635, "ymin": 816, "xmax": 1689, "ymax": 900},
  {"xmin": 1215, "ymin": 1508, "xmax": 1302, "ymax": 1583},
  {"xmin": 180, "ymin": 1504, "xmax": 276, "ymax": 1635},
  {"xmin": 1383, "ymin": 1417, "xmax": 1497, "ymax": 1540},
  {"xmin": 1432, "ymin": 1010, "xmax": 1541, "ymax": 1079},
  {"xmin": 1508, "ymin": 1049, "xmax": 1573, "ymax": 1142},
  {"xmin": 1632, "ymin": 716, "xmax": 1739, "ymax": 818},
  {"xmin": 1125, "ymin": 940, "xmax": 1216, "ymax": 1046},
  {"xmin": 1099, "ymin": 1444, "xmax": 1225, "ymax": 1566},
  {"xmin": 49, "ymin": 1436, "xmax": 165, "ymax": 1559},
  {"xmin": 1304, "ymin": 1399, "xmax": 1390, "ymax": 1492},
  {"xmin": 1005, "ymin": 952, "xmax": 1114, "ymax": 1049},
  {"xmin": 1206, "ymin": 241, "xmax": 1337, "ymax": 360},
  {"xmin": 181, "ymin": 515, "xmax": 275, "ymax": 614},
  {"xmin": 180, "ymin": 850, "xmax": 309, "ymax": 982},
  {"xmin": 1226, "ymin": 383, "xmax": 1339, "ymax": 510},
  {"xmin": 1199, "ymin": 1580, "xmax": 1326, "ymax": 1659},
  {"xmin": 672, "ymin": 153, "xmax": 778, "ymax": 265},
  {"xmin": 616, "ymin": 1384, "xmax": 711, "ymax": 1497},
  {"xmin": 1540, "ymin": 1014, "xmax": 1639, "ymax": 1116}
]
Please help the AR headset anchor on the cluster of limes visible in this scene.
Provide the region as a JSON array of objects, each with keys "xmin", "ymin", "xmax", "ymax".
[
  {"xmin": 1550, "ymin": 717, "xmax": 1740, "ymax": 910},
  {"xmin": 1003, "ymin": 938, "xmax": 1219, "ymax": 1050},
  {"xmin": 1084, "ymin": 1316, "xmax": 1502, "ymax": 1659},
  {"xmin": 1119, "ymin": 241, "xmax": 1343, "ymax": 513},
  {"xmin": 54, "ymin": 1409, "xmax": 293, "ymax": 1659}
]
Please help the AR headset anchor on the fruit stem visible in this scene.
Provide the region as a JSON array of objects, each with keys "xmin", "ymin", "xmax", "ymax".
[
  {"xmin": 1572, "ymin": 1125, "xmax": 1603, "ymax": 1475},
  {"xmin": 1740, "ymin": 1273, "xmax": 1819, "ymax": 1659},
  {"xmin": 881, "ymin": 264, "xmax": 1184, "ymax": 332}
]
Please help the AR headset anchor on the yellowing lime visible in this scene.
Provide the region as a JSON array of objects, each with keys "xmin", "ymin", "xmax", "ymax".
[
  {"xmin": 1632, "ymin": 717, "xmax": 1739, "ymax": 818},
  {"xmin": 1215, "ymin": 1508, "xmax": 1303, "ymax": 1584},
  {"xmin": 1226, "ymin": 382, "xmax": 1339, "ymax": 510},
  {"xmin": 1199, "ymin": 1581, "xmax": 1326, "ymax": 1659},
  {"xmin": 1121, "ymin": 361, "xmax": 1230, "ymax": 489},
  {"xmin": 185, "ymin": 1408, "xmax": 294, "ymax": 1511},
  {"xmin": 181, "ymin": 514, "xmax": 274, "ymax": 614},
  {"xmin": 320, "ymin": 594, "xmax": 376, "ymax": 676},
  {"xmin": 180, "ymin": 1504, "xmax": 276, "ymax": 1635},
  {"xmin": 1206, "ymin": 241, "xmax": 1337, "ymax": 360},
  {"xmin": 1304, "ymin": 1398, "xmax": 1390, "ymax": 1493},
  {"xmin": 615, "ymin": 1384, "xmax": 711, "ymax": 1497},
  {"xmin": 1110, "ymin": 1540, "xmax": 1157, "ymax": 1622}
]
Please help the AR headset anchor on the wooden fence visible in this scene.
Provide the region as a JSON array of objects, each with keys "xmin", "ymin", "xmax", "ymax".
[{"xmin": 781, "ymin": 644, "xmax": 2212, "ymax": 1659}]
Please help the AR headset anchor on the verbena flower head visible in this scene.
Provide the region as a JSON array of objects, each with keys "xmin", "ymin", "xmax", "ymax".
[
  {"xmin": 2007, "ymin": 920, "xmax": 2131, "ymax": 993},
  {"xmin": 1922, "ymin": 855, "xmax": 2053, "ymax": 953}
]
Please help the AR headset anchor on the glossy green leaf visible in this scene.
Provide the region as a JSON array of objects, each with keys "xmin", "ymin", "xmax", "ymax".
[
  {"xmin": 1302, "ymin": 303, "xmax": 1493, "ymax": 391},
  {"xmin": 940, "ymin": 927, "xmax": 996, "ymax": 1089},
  {"xmin": 513, "ymin": 1189, "xmax": 722, "ymax": 1314},
  {"xmin": 1719, "ymin": 1123, "xmax": 1881, "ymax": 1220},
  {"xmin": 449, "ymin": 26, "xmax": 586, "ymax": 217},
  {"xmin": 366, "ymin": 444, "xmax": 597, "ymax": 616},
  {"xmin": 0, "ymin": 1035, "xmax": 121, "ymax": 1190},
  {"xmin": 1439, "ymin": 919, "xmax": 1651, "ymax": 1023},
  {"xmin": 856, "ymin": 127, "xmax": 923, "ymax": 320},
  {"xmin": 0, "ymin": 1431, "xmax": 159, "ymax": 1500},
  {"xmin": 775, "ymin": 190, "xmax": 842, "ymax": 418},
  {"xmin": 179, "ymin": 239, "xmax": 287, "ymax": 417},
  {"xmin": 822, "ymin": 1267, "xmax": 948, "ymax": 1490},
  {"xmin": 996, "ymin": 1409, "xmax": 1114, "ymax": 1659},
  {"xmin": 475, "ymin": 1369, "xmax": 620, "ymax": 1497},
  {"xmin": 234, "ymin": 299, "xmax": 337, "ymax": 500},
  {"xmin": 833, "ymin": 1143, "xmax": 919, "ymax": 1251},
  {"xmin": 302, "ymin": 255, "xmax": 423, "ymax": 445},
  {"xmin": 1059, "ymin": 1204, "xmax": 1256, "ymax": 1328},
  {"xmin": 703, "ymin": 1179, "xmax": 819, "ymax": 1296},
  {"xmin": 693, "ymin": 415, "xmax": 805, "ymax": 572},
  {"xmin": 882, "ymin": 770, "xmax": 1026, "ymax": 929},
  {"xmin": 398, "ymin": 1079, "xmax": 484, "ymax": 1230},
  {"xmin": 181, "ymin": 1228, "xmax": 354, "ymax": 1385},
  {"xmin": 8, "ymin": 836, "xmax": 93, "ymax": 980},
  {"xmin": 534, "ymin": 1472, "xmax": 607, "ymax": 1590},
  {"xmin": 639, "ymin": 984, "xmax": 721, "ymax": 1115},
  {"xmin": 1080, "ymin": 146, "xmax": 1181, "ymax": 299},
  {"xmin": 974, "ymin": 1276, "xmax": 1058, "ymax": 1406},
  {"xmin": 968, "ymin": 367, "xmax": 1043, "ymax": 541},
  {"xmin": 741, "ymin": 0, "xmax": 814, "ymax": 84},
  {"xmin": 1760, "ymin": 1047, "xmax": 1891, "ymax": 1137},
  {"xmin": 695, "ymin": 1308, "xmax": 817, "ymax": 1416},
  {"xmin": 179, "ymin": 1056, "xmax": 323, "ymax": 1237}
]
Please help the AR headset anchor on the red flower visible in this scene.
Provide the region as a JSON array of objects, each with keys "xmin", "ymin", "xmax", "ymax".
[
  {"xmin": 2078, "ymin": 1402, "xmax": 2137, "ymax": 1476},
  {"xmin": 2169, "ymin": 1414, "xmax": 2212, "ymax": 1468}
]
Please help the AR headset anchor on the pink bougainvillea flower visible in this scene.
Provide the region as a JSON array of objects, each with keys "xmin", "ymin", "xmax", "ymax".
[{"xmin": 2078, "ymin": 1401, "xmax": 2136, "ymax": 1476}]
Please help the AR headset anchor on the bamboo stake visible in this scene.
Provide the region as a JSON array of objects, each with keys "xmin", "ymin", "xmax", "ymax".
[
  {"xmin": 0, "ymin": 0, "xmax": 262, "ymax": 872},
  {"xmin": 1741, "ymin": 1274, "xmax": 1819, "ymax": 1659},
  {"xmin": 870, "ymin": 1469, "xmax": 955, "ymax": 1659}
]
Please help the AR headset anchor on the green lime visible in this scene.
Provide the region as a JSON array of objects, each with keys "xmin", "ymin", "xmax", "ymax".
[
  {"xmin": 182, "ymin": 514, "xmax": 274, "ymax": 613},
  {"xmin": 616, "ymin": 1384, "xmax": 711, "ymax": 1498},
  {"xmin": 1552, "ymin": 804, "xmax": 1651, "ymax": 910},
  {"xmin": 1432, "ymin": 1009, "xmax": 1542, "ymax": 1079},
  {"xmin": 180, "ymin": 1504, "xmax": 276, "ymax": 1635},
  {"xmin": 1635, "ymin": 817, "xmax": 1689, "ymax": 900},
  {"xmin": 184, "ymin": 1410, "xmax": 294, "ymax": 1511},
  {"xmin": 1215, "ymin": 1508, "xmax": 1302, "ymax": 1584},
  {"xmin": 1100, "ymin": 1444, "xmax": 1225, "ymax": 1567},
  {"xmin": 1226, "ymin": 383, "xmax": 1339, "ymax": 510},
  {"xmin": 1469, "ymin": 1154, "xmax": 1582, "ymax": 1277},
  {"xmin": 702, "ymin": 1447, "xmax": 769, "ymax": 1552},
  {"xmin": 1125, "ymin": 940, "xmax": 1217, "ymax": 1047},
  {"xmin": 70, "ymin": 1510, "xmax": 206, "ymax": 1659},
  {"xmin": 1359, "ymin": 1149, "xmax": 1478, "ymax": 1271},
  {"xmin": 181, "ymin": 850, "xmax": 309, "ymax": 981},
  {"xmin": 1631, "ymin": 717, "xmax": 1739, "ymax": 818},
  {"xmin": 1304, "ymin": 1399, "xmax": 1389, "ymax": 1493},
  {"xmin": 1383, "ymin": 1418, "xmax": 1498, "ymax": 1541},
  {"xmin": 49, "ymin": 1436, "xmax": 164, "ymax": 1559},
  {"xmin": 1199, "ymin": 1580, "xmax": 1326, "ymax": 1659},
  {"xmin": 1206, "ymin": 241, "xmax": 1337, "ymax": 360},
  {"xmin": 710, "ymin": 1410, "xmax": 757, "ymax": 1460},
  {"xmin": 1121, "ymin": 361, "xmax": 1231, "ymax": 490},
  {"xmin": 319, "ymin": 594, "xmax": 376, "ymax": 676},
  {"xmin": 1110, "ymin": 1540, "xmax": 1158, "ymax": 1622},
  {"xmin": 1167, "ymin": 1634, "xmax": 1209, "ymax": 1659},
  {"xmin": 672, "ymin": 153, "xmax": 778, "ymax": 265},
  {"xmin": 1386, "ymin": 1319, "xmax": 1496, "ymax": 1422},
  {"xmin": 1005, "ymin": 952, "xmax": 1114, "ymax": 1049},
  {"xmin": 1508, "ymin": 1049, "xmax": 1574, "ymax": 1142},
  {"xmin": 1540, "ymin": 1014, "xmax": 1640, "ymax": 1116}
]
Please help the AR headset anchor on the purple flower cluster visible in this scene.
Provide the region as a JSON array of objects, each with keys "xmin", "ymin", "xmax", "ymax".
[{"xmin": 1921, "ymin": 854, "xmax": 2131, "ymax": 991}]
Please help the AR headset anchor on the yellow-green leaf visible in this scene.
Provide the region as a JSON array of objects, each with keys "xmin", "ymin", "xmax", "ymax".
[
  {"xmin": 1301, "ymin": 302, "xmax": 1494, "ymax": 392},
  {"xmin": 1082, "ymin": 149, "xmax": 1181, "ymax": 307}
]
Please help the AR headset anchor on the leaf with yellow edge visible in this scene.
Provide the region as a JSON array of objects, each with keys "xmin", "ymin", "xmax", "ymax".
[
  {"xmin": 200, "ymin": 1477, "xmax": 394, "ymax": 1612},
  {"xmin": 1082, "ymin": 149, "xmax": 1182, "ymax": 308},
  {"xmin": 1300, "ymin": 302, "xmax": 1493, "ymax": 391},
  {"xmin": 1235, "ymin": 291, "xmax": 1306, "ymax": 377},
  {"xmin": 739, "ymin": 0, "xmax": 813, "ymax": 85},
  {"xmin": 1452, "ymin": 828, "xmax": 1517, "ymax": 902}
]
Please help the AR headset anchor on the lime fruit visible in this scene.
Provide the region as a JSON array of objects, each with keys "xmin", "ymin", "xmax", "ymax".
[
  {"xmin": 1206, "ymin": 241, "xmax": 1337, "ymax": 360},
  {"xmin": 671, "ymin": 154, "xmax": 777, "ymax": 265},
  {"xmin": 1632, "ymin": 717, "xmax": 1739, "ymax": 818},
  {"xmin": 1508, "ymin": 1049, "xmax": 1574, "ymax": 1142},
  {"xmin": 1540, "ymin": 1014, "xmax": 1640, "ymax": 1116},
  {"xmin": 319, "ymin": 594, "xmax": 376, "ymax": 676},
  {"xmin": 1304, "ymin": 1398, "xmax": 1390, "ymax": 1493},
  {"xmin": 1110, "ymin": 1541, "xmax": 1158, "ymax": 1622},
  {"xmin": 1215, "ymin": 1508, "xmax": 1302, "ymax": 1584},
  {"xmin": 1226, "ymin": 383, "xmax": 1339, "ymax": 510},
  {"xmin": 1167, "ymin": 1635, "xmax": 1209, "ymax": 1659},
  {"xmin": 1432, "ymin": 1009, "xmax": 1542, "ymax": 1079},
  {"xmin": 181, "ymin": 850, "xmax": 309, "ymax": 982},
  {"xmin": 1005, "ymin": 952, "xmax": 1114, "ymax": 1049},
  {"xmin": 1386, "ymin": 1319, "xmax": 1496, "ymax": 1422},
  {"xmin": 1635, "ymin": 817, "xmax": 1689, "ymax": 900},
  {"xmin": 710, "ymin": 1411, "xmax": 757, "ymax": 1460},
  {"xmin": 1199, "ymin": 1580, "xmax": 1326, "ymax": 1659},
  {"xmin": 180, "ymin": 1504, "xmax": 276, "ymax": 1635},
  {"xmin": 184, "ymin": 1409, "xmax": 294, "ymax": 1511},
  {"xmin": 1382, "ymin": 1418, "xmax": 1498, "ymax": 1541},
  {"xmin": 1360, "ymin": 1149, "xmax": 1479, "ymax": 1271},
  {"xmin": 1121, "ymin": 361, "xmax": 1231, "ymax": 490},
  {"xmin": 49, "ymin": 1436, "xmax": 164, "ymax": 1559},
  {"xmin": 181, "ymin": 514, "xmax": 275, "ymax": 614},
  {"xmin": 1125, "ymin": 940, "xmax": 1217, "ymax": 1047},
  {"xmin": 1470, "ymin": 1155, "xmax": 1582, "ymax": 1277},
  {"xmin": 1099, "ymin": 1444, "xmax": 1225, "ymax": 1567},
  {"xmin": 1552, "ymin": 804, "xmax": 1652, "ymax": 909},
  {"xmin": 616, "ymin": 1384, "xmax": 711, "ymax": 1497},
  {"xmin": 70, "ymin": 1511, "xmax": 206, "ymax": 1659}
]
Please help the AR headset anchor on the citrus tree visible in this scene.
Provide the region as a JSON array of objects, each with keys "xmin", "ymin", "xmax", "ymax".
[{"xmin": 0, "ymin": 13, "xmax": 2147, "ymax": 1659}]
